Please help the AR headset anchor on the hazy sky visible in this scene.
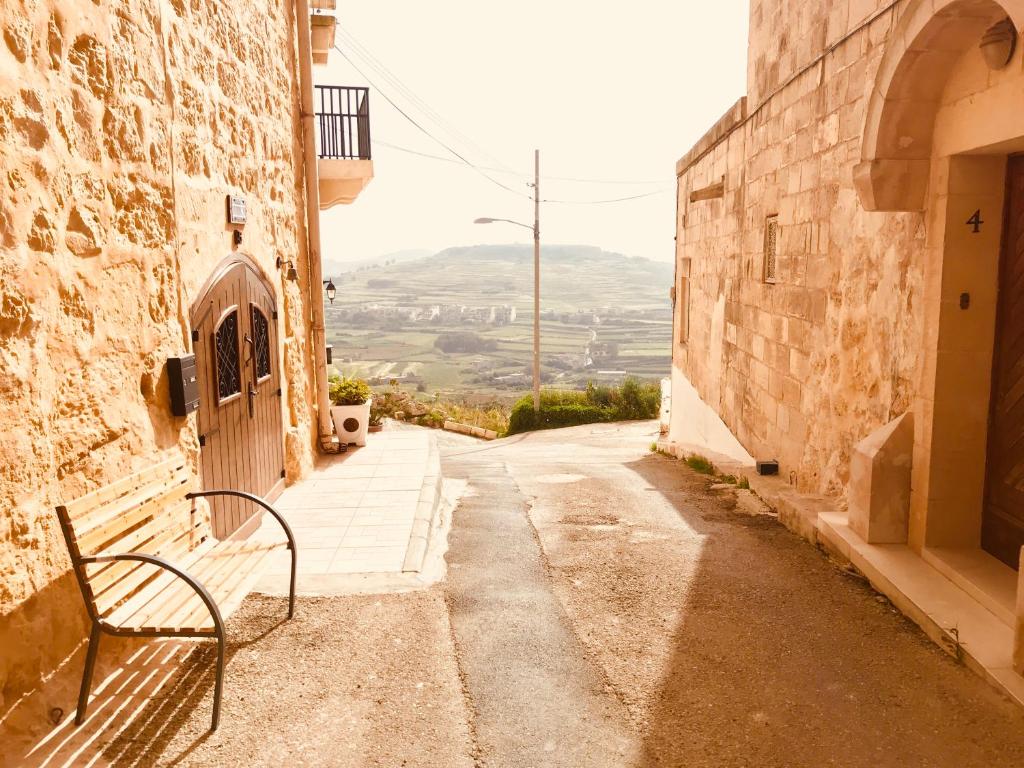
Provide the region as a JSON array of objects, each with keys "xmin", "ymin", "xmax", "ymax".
[{"xmin": 318, "ymin": 2, "xmax": 750, "ymax": 264}]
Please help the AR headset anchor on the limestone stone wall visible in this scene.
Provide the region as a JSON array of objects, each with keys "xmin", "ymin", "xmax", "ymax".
[
  {"xmin": 0, "ymin": 0, "xmax": 318, "ymax": 714},
  {"xmin": 673, "ymin": 0, "xmax": 926, "ymax": 496},
  {"xmin": 747, "ymin": 0, "xmax": 898, "ymax": 107}
]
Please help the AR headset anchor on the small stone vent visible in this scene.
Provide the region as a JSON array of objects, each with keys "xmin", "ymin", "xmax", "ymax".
[{"xmin": 763, "ymin": 215, "xmax": 779, "ymax": 284}]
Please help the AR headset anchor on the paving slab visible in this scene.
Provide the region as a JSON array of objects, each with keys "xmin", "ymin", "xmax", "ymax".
[{"xmin": 252, "ymin": 429, "xmax": 443, "ymax": 593}]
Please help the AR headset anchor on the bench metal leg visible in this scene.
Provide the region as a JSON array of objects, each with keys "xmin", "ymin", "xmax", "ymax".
[
  {"xmin": 211, "ymin": 633, "xmax": 225, "ymax": 731},
  {"xmin": 288, "ymin": 545, "xmax": 297, "ymax": 619},
  {"xmin": 75, "ymin": 623, "xmax": 101, "ymax": 726}
]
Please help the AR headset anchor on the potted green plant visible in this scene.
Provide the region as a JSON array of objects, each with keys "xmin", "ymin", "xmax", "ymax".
[
  {"xmin": 368, "ymin": 401, "xmax": 385, "ymax": 433},
  {"xmin": 329, "ymin": 375, "xmax": 373, "ymax": 446}
]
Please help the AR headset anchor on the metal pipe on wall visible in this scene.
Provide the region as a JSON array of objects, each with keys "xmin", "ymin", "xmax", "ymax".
[{"xmin": 294, "ymin": 0, "xmax": 335, "ymax": 451}]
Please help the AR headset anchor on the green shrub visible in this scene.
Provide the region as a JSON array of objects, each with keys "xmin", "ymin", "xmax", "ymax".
[
  {"xmin": 506, "ymin": 378, "xmax": 661, "ymax": 435},
  {"xmin": 329, "ymin": 375, "xmax": 372, "ymax": 405}
]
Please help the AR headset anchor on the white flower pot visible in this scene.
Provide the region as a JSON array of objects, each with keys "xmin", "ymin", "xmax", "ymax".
[{"xmin": 331, "ymin": 398, "xmax": 372, "ymax": 447}]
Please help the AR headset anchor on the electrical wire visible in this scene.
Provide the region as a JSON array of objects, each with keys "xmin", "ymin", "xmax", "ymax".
[
  {"xmin": 374, "ymin": 139, "xmax": 670, "ymax": 187},
  {"xmin": 542, "ymin": 189, "xmax": 672, "ymax": 205},
  {"xmin": 333, "ymin": 44, "xmax": 532, "ymax": 199},
  {"xmin": 334, "ymin": 31, "xmax": 671, "ymax": 188},
  {"xmin": 332, "ymin": 40, "xmax": 674, "ymax": 204},
  {"xmin": 334, "ymin": 27, "xmax": 518, "ymax": 174}
]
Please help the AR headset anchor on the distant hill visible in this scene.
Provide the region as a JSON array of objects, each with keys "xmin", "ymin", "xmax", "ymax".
[
  {"xmin": 330, "ymin": 244, "xmax": 672, "ymax": 312},
  {"xmin": 324, "ymin": 243, "xmax": 673, "ymax": 398},
  {"xmin": 322, "ymin": 248, "xmax": 432, "ymax": 278}
]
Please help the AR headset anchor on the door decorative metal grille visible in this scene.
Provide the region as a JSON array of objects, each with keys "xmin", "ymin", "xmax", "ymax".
[
  {"xmin": 215, "ymin": 310, "xmax": 241, "ymax": 402},
  {"xmin": 251, "ymin": 305, "xmax": 271, "ymax": 381}
]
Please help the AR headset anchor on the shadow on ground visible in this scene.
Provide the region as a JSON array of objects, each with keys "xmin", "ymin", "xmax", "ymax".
[
  {"xmin": 6, "ymin": 608, "xmax": 285, "ymax": 768},
  {"xmin": 622, "ymin": 454, "xmax": 1024, "ymax": 767},
  {"xmin": 5, "ymin": 591, "xmax": 472, "ymax": 768}
]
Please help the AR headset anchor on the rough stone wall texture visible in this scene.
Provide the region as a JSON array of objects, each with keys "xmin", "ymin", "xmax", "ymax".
[
  {"xmin": 674, "ymin": 1, "xmax": 925, "ymax": 497},
  {"xmin": 0, "ymin": 0, "xmax": 317, "ymax": 715}
]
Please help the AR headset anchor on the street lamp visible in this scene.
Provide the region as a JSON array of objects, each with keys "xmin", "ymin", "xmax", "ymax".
[
  {"xmin": 474, "ymin": 150, "xmax": 542, "ymax": 412},
  {"xmin": 323, "ymin": 278, "xmax": 336, "ymax": 304}
]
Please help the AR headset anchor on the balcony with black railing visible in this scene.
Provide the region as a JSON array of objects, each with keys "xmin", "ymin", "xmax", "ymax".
[{"xmin": 314, "ymin": 85, "xmax": 374, "ymax": 207}]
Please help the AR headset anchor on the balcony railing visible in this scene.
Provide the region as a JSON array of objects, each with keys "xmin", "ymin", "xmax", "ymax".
[{"xmin": 315, "ymin": 86, "xmax": 371, "ymax": 161}]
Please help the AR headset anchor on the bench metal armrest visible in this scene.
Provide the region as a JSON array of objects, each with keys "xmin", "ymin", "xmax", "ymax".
[
  {"xmin": 78, "ymin": 552, "xmax": 224, "ymax": 634},
  {"xmin": 186, "ymin": 490, "xmax": 297, "ymax": 553}
]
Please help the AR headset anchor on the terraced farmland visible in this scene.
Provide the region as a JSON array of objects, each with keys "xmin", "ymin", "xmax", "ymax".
[{"xmin": 324, "ymin": 244, "xmax": 673, "ymax": 400}]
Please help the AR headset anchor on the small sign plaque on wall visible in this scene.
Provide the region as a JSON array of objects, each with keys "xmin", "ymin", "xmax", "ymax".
[{"xmin": 227, "ymin": 195, "xmax": 247, "ymax": 225}]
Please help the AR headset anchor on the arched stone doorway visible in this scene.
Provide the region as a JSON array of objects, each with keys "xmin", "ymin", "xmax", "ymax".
[
  {"xmin": 856, "ymin": 0, "xmax": 1024, "ymax": 569},
  {"xmin": 191, "ymin": 255, "xmax": 285, "ymax": 538}
]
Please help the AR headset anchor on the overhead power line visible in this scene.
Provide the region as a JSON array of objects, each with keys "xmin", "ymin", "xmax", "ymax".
[
  {"xmin": 334, "ymin": 27, "xmax": 517, "ymax": 174},
  {"xmin": 332, "ymin": 44, "xmax": 531, "ymax": 199},
  {"xmin": 332, "ymin": 40, "xmax": 674, "ymax": 204},
  {"xmin": 375, "ymin": 139, "xmax": 668, "ymax": 187},
  {"xmin": 543, "ymin": 189, "xmax": 672, "ymax": 205}
]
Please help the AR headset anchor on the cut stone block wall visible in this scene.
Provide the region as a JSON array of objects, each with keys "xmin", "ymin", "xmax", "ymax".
[
  {"xmin": 672, "ymin": 0, "xmax": 1024, "ymax": 503},
  {"xmin": 0, "ymin": 0, "xmax": 318, "ymax": 715},
  {"xmin": 673, "ymin": 2, "xmax": 924, "ymax": 497}
]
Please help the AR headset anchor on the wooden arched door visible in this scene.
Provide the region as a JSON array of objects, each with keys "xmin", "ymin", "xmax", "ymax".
[{"xmin": 191, "ymin": 256, "xmax": 285, "ymax": 538}]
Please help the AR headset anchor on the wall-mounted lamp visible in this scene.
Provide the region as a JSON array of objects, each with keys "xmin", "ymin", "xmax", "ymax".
[
  {"xmin": 323, "ymin": 278, "xmax": 336, "ymax": 304},
  {"xmin": 276, "ymin": 257, "xmax": 299, "ymax": 281},
  {"xmin": 981, "ymin": 17, "xmax": 1017, "ymax": 70}
]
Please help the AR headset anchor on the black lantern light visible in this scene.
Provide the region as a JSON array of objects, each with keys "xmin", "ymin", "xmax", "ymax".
[{"xmin": 323, "ymin": 278, "xmax": 337, "ymax": 304}]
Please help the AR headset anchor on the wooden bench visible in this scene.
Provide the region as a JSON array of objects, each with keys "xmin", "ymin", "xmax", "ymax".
[{"xmin": 55, "ymin": 452, "xmax": 297, "ymax": 731}]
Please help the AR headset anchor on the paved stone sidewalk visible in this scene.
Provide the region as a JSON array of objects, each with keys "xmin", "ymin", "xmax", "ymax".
[{"xmin": 252, "ymin": 429, "xmax": 440, "ymax": 583}]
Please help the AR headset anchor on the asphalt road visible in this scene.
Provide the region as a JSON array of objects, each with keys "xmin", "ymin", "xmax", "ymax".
[
  {"xmin": 17, "ymin": 421, "xmax": 1024, "ymax": 767},
  {"xmin": 440, "ymin": 421, "xmax": 1024, "ymax": 768}
]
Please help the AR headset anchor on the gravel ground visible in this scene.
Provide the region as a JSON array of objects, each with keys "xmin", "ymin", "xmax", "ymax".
[
  {"xmin": 116, "ymin": 592, "xmax": 474, "ymax": 768},
  {"xmin": 495, "ymin": 422, "xmax": 1024, "ymax": 767}
]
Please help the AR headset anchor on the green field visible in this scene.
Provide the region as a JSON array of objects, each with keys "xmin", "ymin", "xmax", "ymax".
[{"xmin": 324, "ymin": 244, "xmax": 672, "ymax": 401}]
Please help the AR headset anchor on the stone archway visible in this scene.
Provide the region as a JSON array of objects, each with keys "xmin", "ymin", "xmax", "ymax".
[{"xmin": 854, "ymin": 0, "xmax": 1024, "ymax": 212}]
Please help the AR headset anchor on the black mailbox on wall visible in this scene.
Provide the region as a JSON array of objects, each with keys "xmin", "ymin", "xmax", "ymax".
[{"xmin": 167, "ymin": 355, "xmax": 200, "ymax": 417}]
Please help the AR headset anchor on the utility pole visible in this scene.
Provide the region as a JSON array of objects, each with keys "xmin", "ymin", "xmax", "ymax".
[{"xmin": 533, "ymin": 149, "xmax": 541, "ymax": 412}]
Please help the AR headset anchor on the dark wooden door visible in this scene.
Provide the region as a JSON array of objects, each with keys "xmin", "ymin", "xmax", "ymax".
[
  {"xmin": 192, "ymin": 259, "xmax": 285, "ymax": 538},
  {"xmin": 983, "ymin": 155, "xmax": 1024, "ymax": 570}
]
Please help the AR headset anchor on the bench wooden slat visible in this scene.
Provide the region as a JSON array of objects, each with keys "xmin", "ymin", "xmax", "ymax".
[
  {"xmin": 185, "ymin": 546, "xmax": 276, "ymax": 630},
  {"xmin": 87, "ymin": 519, "xmax": 211, "ymax": 615},
  {"xmin": 110, "ymin": 540, "xmax": 253, "ymax": 631},
  {"xmin": 72, "ymin": 467, "xmax": 193, "ymax": 543},
  {"xmin": 85, "ymin": 512, "xmax": 206, "ymax": 596},
  {"xmin": 91, "ymin": 527, "xmax": 216, "ymax": 618},
  {"xmin": 100, "ymin": 537, "xmax": 219, "ymax": 626},
  {"xmin": 72, "ymin": 464, "xmax": 191, "ymax": 531},
  {"xmin": 162, "ymin": 546, "xmax": 275, "ymax": 633},
  {"xmin": 131, "ymin": 541, "xmax": 275, "ymax": 631},
  {"xmin": 63, "ymin": 455, "xmax": 188, "ymax": 519},
  {"xmin": 116, "ymin": 542, "xmax": 280, "ymax": 633},
  {"xmin": 74, "ymin": 483, "xmax": 194, "ymax": 556},
  {"xmin": 94, "ymin": 497, "xmax": 198, "ymax": 560}
]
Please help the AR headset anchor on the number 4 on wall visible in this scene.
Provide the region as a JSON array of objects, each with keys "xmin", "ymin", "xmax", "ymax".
[{"xmin": 967, "ymin": 209, "xmax": 984, "ymax": 233}]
